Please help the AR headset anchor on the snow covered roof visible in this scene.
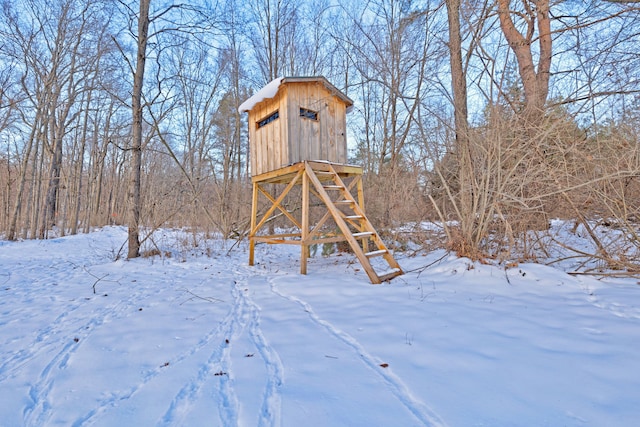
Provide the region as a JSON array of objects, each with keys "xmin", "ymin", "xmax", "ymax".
[
  {"xmin": 238, "ymin": 76, "xmax": 353, "ymax": 113},
  {"xmin": 238, "ymin": 77, "xmax": 284, "ymax": 113}
]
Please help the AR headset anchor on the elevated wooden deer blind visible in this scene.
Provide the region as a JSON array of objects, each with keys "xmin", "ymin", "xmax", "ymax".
[{"xmin": 239, "ymin": 76, "xmax": 402, "ymax": 284}]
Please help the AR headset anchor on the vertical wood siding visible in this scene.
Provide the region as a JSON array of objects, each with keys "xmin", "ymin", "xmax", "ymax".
[{"xmin": 248, "ymin": 79, "xmax": 349, "ymax": 176}]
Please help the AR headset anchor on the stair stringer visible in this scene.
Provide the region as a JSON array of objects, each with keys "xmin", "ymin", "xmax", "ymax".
[{"xmin": 304, "ymin": 162, "xmax": 403, "ymax": 284}]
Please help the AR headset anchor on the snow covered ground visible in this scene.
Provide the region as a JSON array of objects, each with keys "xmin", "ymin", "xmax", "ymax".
[{"xmin": 1, "ymin": 226, "xmax": 639, "ymax": 426}]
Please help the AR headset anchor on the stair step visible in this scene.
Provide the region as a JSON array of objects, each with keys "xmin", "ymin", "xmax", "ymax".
[
  {"xmin": 377, "ymin": 268, "xmax": 403, "ymax": 282},
  {"xmin": 365, "ymin": 249, "xmax": 387, "ymax": 257},
  {"xmin": 344, "ymin": 215, "xmax": 363, "ymax": 220},
  {"xmin": 301, "ymin": 163, "xmax": 403, "ymax": 284},
  {"xmin": 353, "ymin": 231, "xmax": 374, "ymax": 238}
]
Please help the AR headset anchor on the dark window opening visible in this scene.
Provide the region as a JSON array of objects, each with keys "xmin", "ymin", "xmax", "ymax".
[
  {"xmin": 257, "ymin": 110, "xmax": 279, "ymax": 128},
  {"xmin": 300, "ymin": 107, "xmax": 318, "ymax": 121}
]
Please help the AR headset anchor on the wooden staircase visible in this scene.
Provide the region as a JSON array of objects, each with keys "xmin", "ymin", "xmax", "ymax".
[
  {"xmin": 303, "ymin": 163, "xmax": 403, "ymax": 284},
  {"xmin": 249, "ymin": 161, "xmax": 403, "ymax": 284}
]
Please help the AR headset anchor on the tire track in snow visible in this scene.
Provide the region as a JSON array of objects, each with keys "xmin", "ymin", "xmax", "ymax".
[
  {"xmin": 158, "ymin": 278, "xmax": 243, "ymax": 427},
  {"xmin": 14, "ymin": 257, "xmax": 152, "ymax": 426},
  {"xmin": 235, "ymin": 276, "xmax": 284, "ymax": 427},
  {"xmin": 18, "ymin": 259, "xmax": 211, "ymax": 426},
  {"xmin": 23, "ymin": 294, "xmax": 147, "ymax": 427},
  {"xmin": 0, "ymin": 263, "xmax": 92, "ymax": 382},
  {"xmin": 0, "ymin": 298, "xmax": 86, "ymax": 382},
  {"xmin": 159, "ymin": 275, "xmax": 284, "ymax": 427},
  {"xmin": 70, "ymin": 278, "xmax": 239, "ymax": 427},
  {"xmin": 268, "ymin": 278, "xmax": 446, "ymax": 427},
  {"xmin": 72, "ymin": 314, "xmax": 232, "ymax": 427}
]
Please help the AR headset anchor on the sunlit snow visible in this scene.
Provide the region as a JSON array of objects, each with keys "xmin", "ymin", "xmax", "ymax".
[{"xmin": 1, "ymin": 226, "xmax": 639, "ymax": 426}]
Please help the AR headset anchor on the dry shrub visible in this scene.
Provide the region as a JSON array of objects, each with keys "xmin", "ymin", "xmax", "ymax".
[
  {"xmin": 208, "ymin": 179, "xmax": 253, "ymax": 238},
  {"xmin": 142, "ymin": 155, "xmax": 253, "ymax": 240},
  {"xmin": 427, "ymin": 103, "xmax": 640, "ymax": 270},
  {"xmin": 572, "ymin": 121, "xmax": 640, "ymax": 270},
  {"xmin": 428, "ymin": 106, "xmax": 590, "ymax": 260},
  {"xmin": 445, "ymin": 226, "xmax": 487, "ymax": 260},
  {"xmin": 140, "ymin": 248, "xmax": 171, "ymax": 258},
  {"xmin": 362, "ymin": 166, "xmax": 432, "ymax": 227}
]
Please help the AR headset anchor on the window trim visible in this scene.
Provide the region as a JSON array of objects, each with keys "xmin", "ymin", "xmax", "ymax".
[{"xmin": 257, "ymin": 110, "xmax": 279, "ymax": 128}]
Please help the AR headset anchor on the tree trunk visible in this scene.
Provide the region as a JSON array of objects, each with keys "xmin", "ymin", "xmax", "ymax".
[
  {"xmin": 72, "ymin": 88, "xmax": 91, "ymax": 235},
  {"xmin": 128, "ymin": 0, "xmax": 150, "ymax": 258},
  {"xmin": 7, "ymin": 123, "xmax": 38, "ymax": 240},
  {"xmin": 497, "ymin": 0, "xmax": 552, "ymax": 116},
  {"xmin": 446, "ymin": 0, "xmax": 474, "ymax": 246},
  {"xmin": 40, "ymin": 135, "xmax": 62, "ymax": 238}
]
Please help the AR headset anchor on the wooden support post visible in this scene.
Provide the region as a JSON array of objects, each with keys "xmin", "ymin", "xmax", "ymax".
[
  {"xmin": 249, "ymin": 181, "xmax": 259, "ymax": 266},
  {"xmin": 247, "ymin": 161, "xmax": 402, "ymax": 284},
  {"xmin": 356, "ymin": 176, "xmax": 369, "ymax": 253},
  {"xmin": 301, "ymin": 170, "xmax": 309, "ymax": 274}
]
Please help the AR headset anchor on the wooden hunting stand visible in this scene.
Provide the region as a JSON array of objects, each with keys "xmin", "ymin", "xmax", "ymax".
[{"xmin": 239, "ymin": 76, "xmax": 402, "ymax": 284}]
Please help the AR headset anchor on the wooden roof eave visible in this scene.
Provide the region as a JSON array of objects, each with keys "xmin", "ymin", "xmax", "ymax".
[{"xmin": 239, "ymin": 76, "xmax": 353, "ymax": 115}]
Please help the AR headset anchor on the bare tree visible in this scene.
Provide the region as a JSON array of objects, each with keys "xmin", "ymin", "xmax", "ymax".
[
  {"xmin": 497, "ymin": 0, "xmax": 551, "ymax": 117},
  {"xmin": 337, "ymin": 0, "xmax": 438, "ymax": 174},
  {"xmin": 443, "ymin": 0, "xmax": 475, "ymax": 252},
  {"xmin": 1, "ymin": 0, "xmax": 108, "ymax": 239},
  {"xmin": 248, "ymin": 0, "xmax": 300, "ymax": 83},
  {"xmin": 124, "ymin": 0, "xmax": 150, "ymax": 258},
  {"xmin": 115, "ymin": 0, "xmax": 205, "ymax": 257}
]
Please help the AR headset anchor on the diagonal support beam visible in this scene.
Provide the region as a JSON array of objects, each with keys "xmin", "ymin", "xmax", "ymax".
[
  {"xmin": 252, "ymin": 169, "xmax": 304, "ymax": 233},
  {"xmin": 249, "ymin": 161, "xmax": 402, "ymax": 284},
  {"xmin": 256, "ymin": 185, "xmax": 303, "ymax": 229}
]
